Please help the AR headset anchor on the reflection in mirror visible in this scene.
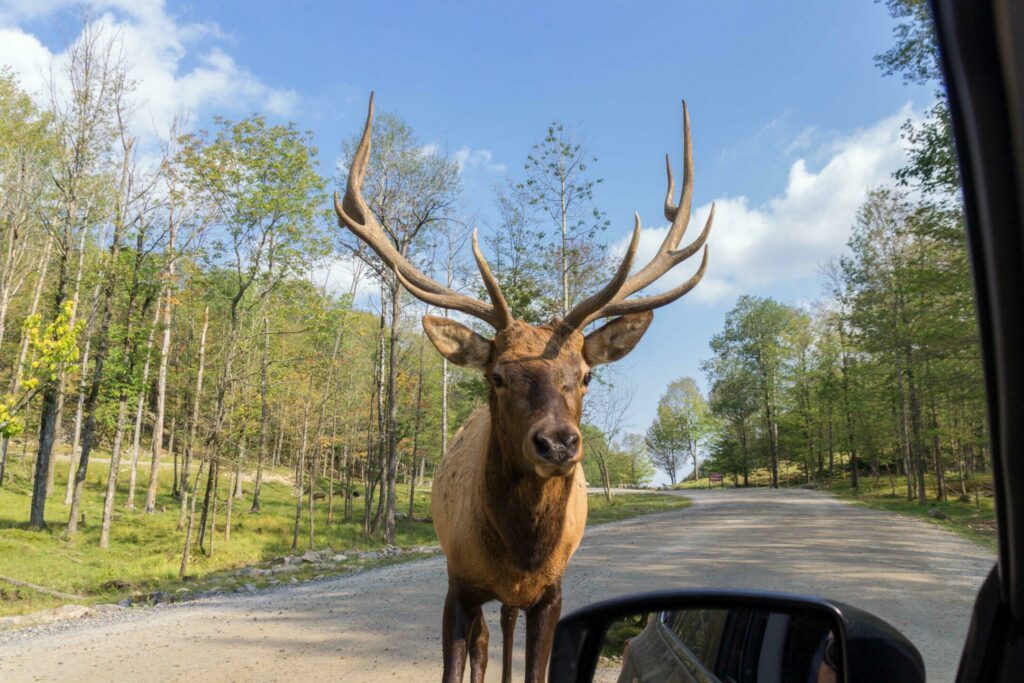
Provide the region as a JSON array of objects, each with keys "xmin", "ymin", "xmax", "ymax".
[{"xmin": 595, "ymin": 608, "xmax": 839, "ymax": 683}]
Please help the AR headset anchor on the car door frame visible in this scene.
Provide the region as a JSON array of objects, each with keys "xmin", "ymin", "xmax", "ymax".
[{"xmin": 930, "ymin": 1, "xmax": 1024, "ymax": 680}]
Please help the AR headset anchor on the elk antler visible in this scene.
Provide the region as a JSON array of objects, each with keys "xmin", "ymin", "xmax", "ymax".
[
  {"xmin": 334, "ymin": 93, "xmax": 513, "ymax": 330},
  {"xmin": 563, "ymin": 101, "xmax": 713, "ymax": 330}
]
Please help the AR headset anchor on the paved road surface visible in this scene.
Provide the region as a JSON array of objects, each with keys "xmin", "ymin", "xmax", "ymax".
[{"xmin": 0, "ymin": 488, "xmax": 995, "ymax": 682}]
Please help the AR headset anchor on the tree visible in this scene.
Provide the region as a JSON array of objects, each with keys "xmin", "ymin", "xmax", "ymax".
[
  {"xmin": 485, "ymin": 185, "xmax": 547, "ymax": 323},
  {"xmin": 31, "ymin": 19, "xmax": 126, "ymax": 529},
  {"xmin": 518, "ymin": 122, "xmax": 609, "ymax": 317},
  {"xmin": 177, "ymin": 114, "xmax": 326, "ymax": 545},
  {"xmin": 583, "ymin": 370, "xmax": 636, "ymax": 501},
  {"xmin": 619, "ymin": 433, "xmax": 655, "ymax": 487},
  {"xmin": 876, "ymin": 0, "xmax": 958, "ymax": 197},
  {"xmin": 703, "ymin": 352, "xmax": 760, "ymax": 486},
  {"xmin": 656, "ymin": 378, "xmax": 715, "ymax": 484},
  {"xmin": 709, "ymin": 297, "xmax": 804, "ymax": 488},
  {"xmin": 336, "ymin": 110, "xmax": 461, "ymax": 545}
]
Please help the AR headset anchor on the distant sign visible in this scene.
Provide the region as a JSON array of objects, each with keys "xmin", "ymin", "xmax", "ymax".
[{"xmin": 708, "ymin": 472, "xmax": 724, "ymax": 484}]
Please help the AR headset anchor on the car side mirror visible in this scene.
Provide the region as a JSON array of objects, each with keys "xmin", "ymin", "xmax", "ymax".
[{"xmin": 549, "ymin": 590, "xmax": 924, "ymax": 683}]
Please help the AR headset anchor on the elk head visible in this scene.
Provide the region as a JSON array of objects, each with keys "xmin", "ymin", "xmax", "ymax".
[{"xmin": 334, "ymin": 94, "xmax": 713, "ymax": 479}]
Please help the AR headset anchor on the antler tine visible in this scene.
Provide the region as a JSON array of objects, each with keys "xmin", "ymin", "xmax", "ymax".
[
  {"xmin": 597, "ymin": 244, "xmax": 709, "ymax": 319},
  {"xmin": 392, "ymin": 265, "xmax": 501, "ymax": 327},
  {"xmin": 334, "ymin": 93, "xmax": 510, "ymax": 330},
  {"xmin": 618, "ymin": 100, "xmax": 695, "ymax": 299},
  {"xmin": 563, "ymin": 214, "xmax": 642, "ymax": 329},
  {"xmin": 563, "ymin": 101, "xmax": 712, "ymax": 328},
  {"xmin": 472, "ymin": 230, "xmax": 513, "ymax": 329}
]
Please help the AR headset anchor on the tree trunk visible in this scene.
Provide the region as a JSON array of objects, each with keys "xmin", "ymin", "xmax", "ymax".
[
  {"xmin": 408, "ymin": 339, "xmax": 426, "ymax": 520},
  {"xmin": 99, "ymin": 399, "xmax": 129, "ymax": 548},
  {"xmin": 127, "ymin": 296, "xmax": 161, "ymax": 509},
  {"xmin": 250, "ymin": 315, "xmax": 270, "ymax": 512},
  {"xmin": 1, "ymin": 239, "xmax": 51, "ymax": 489},
  {"xmin": 29, "ymin": 236, "xmax": 70, "ymax": 528},
  {"xmin": 178, "ymin": 308, "xmax": 208, "ymax": 530},
  {"xmin": 291, "ymin": 400, "xmax": 310, "ymax": 551},
  {"xmin": 383, "ymin": 279, "xmax": 401, "ymax": 544},
  {"xmin": 179, "ymin": 458, "xmax": 205, "ymax": 578},
  {"xmin": 145, "ymin": 276, "xmax": 174, "ymax": 513}
]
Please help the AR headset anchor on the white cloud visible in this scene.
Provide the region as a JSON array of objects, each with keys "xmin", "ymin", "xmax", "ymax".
[
  {"xmin": 453, "ymin": 146, "xmax": 506, "ymax": 174},
  {"xmin": 0, "ymin": 0, "xmax": 298, "ymax": 140},
  {"xmin": 613, "ymin": 104, "xmax": 916, "ymax": 304}
]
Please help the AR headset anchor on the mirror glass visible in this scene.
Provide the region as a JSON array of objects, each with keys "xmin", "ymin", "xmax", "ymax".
[{"xmin": 594, "ymin": 607, "xmax": 840, "ymax": 683}]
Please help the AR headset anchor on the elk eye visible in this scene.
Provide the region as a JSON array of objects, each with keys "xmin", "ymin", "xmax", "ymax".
[
  {"xmin": 583, "ymin": 372, "xmax": 593, "ymax": 387},
  {"xmin": 490, "ymin": 372, "xmax": 505, "ymax": 388}
]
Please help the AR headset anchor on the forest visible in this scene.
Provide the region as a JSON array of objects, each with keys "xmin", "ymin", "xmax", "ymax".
[
  {"xmin": 0, "ymin": 0, "xmax": 988, "ymax": 607},
  {"xmin": 640, "ymin": 0, "xmax": 986, "ymax": 511}
]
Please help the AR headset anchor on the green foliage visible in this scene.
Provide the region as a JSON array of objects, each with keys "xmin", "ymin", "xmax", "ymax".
[
  {"xmin": 0, "ymin": 454, "xmax": 687, "ymax": 616},
  {"xmin": 1, "ymin": 301, "xmax": 84, "ymax": 437},
  {"xmin": 514, "ymin": 121, "xmax": 611, "ymax": 317},
  {"xmin": 646, "ymin": 377, "xmax": 714, "ymax": 485},
  {"xmin": 875, "ymin": 0, "xmax": 959, "ymax": 196},
  {"xmin": 177, "ymin": 114, "xmax": 329, "ymax": 290}
]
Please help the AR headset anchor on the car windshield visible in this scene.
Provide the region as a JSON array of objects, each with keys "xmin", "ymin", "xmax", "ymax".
[{"xmin": 0, "ymin": 3, "xmax": 994, "ymax": 683}]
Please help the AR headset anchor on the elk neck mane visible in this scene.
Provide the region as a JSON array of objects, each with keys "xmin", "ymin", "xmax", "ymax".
[{"xmin": 480, "ymin": 395, "xmax": 576, "ymax": 573}]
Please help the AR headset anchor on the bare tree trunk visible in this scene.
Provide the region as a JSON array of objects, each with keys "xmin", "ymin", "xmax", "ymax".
[
  {"xmin": 308, "ymin": 446, "xmax": 317, "ymax": 550},
  {"xmin": 99, "ymin": 399, "xmax": 129, "ymax": 548},
  {"xmin": 145, "ymin": 261, "xmax": 175, "ymax": 513},
  {"xmin": 291, "ymin": 400, "xmax": 310, "ymax": 551},
  {"xmin": 178, "ymin": 308, "xmax": 208, "ymax": 530},
  {"xmin": 197, "ymin": 458, "xmax": 216, "ymax": 551},
  {"xmin": 179, "ymin": 459, "xmax": 205, "ymax": 578},
  {"xmin": 382, "ymin": 279, "xmax": 402, "ymax": 544},
  {"xmin": 233, "ymin": 442, "xmax": 244, "ymax": 499},
  {"xmin": 327, "ymin": 409, "xmax": 339, "ymax": 524},
  {"xmin": 250, "ymin": 315, "xmax": 270, "ymax": 512},
  {"xmin": 208, "ymin": 468, "xmax": 218, "ymax": 558},
  {"xmin": 127, "ymin": 295, "xmax": 161, "ymax": 509},
  {"xmin": 408, "ymin": 338, "xmax": 426, "ymax": 520},
  {"xmin": 225, "ymin": 462, "xmax": 237, "ymax": 544}
]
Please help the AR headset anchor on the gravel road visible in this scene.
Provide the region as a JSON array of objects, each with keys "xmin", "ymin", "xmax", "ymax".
[{"xmin": 0, "ymin": 488, "xmax": 995, "ymax": 682}]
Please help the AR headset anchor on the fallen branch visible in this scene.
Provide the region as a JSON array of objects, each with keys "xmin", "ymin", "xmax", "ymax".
[{"xmin": 0, "ymin": 574, "xmax": 87, "ymax": 601}]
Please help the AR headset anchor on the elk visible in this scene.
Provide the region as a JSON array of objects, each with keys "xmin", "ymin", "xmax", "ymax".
[{"xmin": 334, "ymin": 94, "xmax": 713, "ymax": 683}]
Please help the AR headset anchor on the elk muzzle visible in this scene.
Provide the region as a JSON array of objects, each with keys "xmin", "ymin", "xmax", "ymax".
[{"xmin": 525, "ymin": 419, "xmax": 582, "ymax": 477}]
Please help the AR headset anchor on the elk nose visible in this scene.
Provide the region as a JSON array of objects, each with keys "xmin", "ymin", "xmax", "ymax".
[{"xmin": 533, "ymin": 427, "xmax": 580, "ymax": 463}]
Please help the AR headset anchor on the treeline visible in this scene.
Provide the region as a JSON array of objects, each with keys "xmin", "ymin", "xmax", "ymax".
[
  {"xmin": 0, "ymin": 18, "xmax": 631, "ymax": 566},
  {"xmin": 0, "ymin": 23, "xmax": 466, "ymax": 562},
  {"xmin": 643, "ymin": 191, "xmax": 983, "ymax": 499},
  {"xmin": 694, "ymin": 185, "xmax": 984, "ymax": 502},
  {"xmin": 647, "ymin": 0, "xmax": 985, "ymax": 502}
]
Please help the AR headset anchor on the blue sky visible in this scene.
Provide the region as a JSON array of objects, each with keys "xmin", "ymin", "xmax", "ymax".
[{"xmin": 0, "ymin": 1, "xmax": 932, "ymax": 479}]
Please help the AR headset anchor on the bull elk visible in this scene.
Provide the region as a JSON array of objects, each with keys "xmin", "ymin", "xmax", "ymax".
[{"xmin": 334, "ymin": 94, "xmax": 713, "ymax": 683}]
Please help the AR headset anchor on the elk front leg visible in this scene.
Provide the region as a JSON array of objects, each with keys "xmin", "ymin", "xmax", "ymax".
[
  {"xmin": 468, "ymin": 609, "xmax": 489, "ymax": 683},
  {"xmin": 524, "ymin": 582, "xmax": 562, "ymax": 683},
  {"xmin": 500, "ymin": 604, "xmax": 519, "ymax": 683},
  {"xmin": 442, "ymin": 586, "xmax": 483, "ymax": 683}
]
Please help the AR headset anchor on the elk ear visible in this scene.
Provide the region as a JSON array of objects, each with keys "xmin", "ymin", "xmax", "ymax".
[
  {"xmin": 583, "ymin": 312, "xmax": 654, "ymax": 366},
  {"xmin": 423, "ymin": 316, "xmax": 492, "ymax": 370}
]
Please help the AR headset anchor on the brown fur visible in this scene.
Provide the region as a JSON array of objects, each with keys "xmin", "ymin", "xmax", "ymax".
[
  {"xmin": 428, "ymin": 315, "xmax": 652, "ymax": 682},
  {"xmin": 431, "ymin": 323, "xmax": 589, "ymax": 608}
]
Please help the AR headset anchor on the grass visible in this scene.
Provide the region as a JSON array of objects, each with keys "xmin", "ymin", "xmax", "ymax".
[
  {"xmin": 587, "ymin": 491, "xmax": 691, "ymax": 524},
  {"xmin": 0, "ymin": 443, "xmax": 690, "ymax": 618}
]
